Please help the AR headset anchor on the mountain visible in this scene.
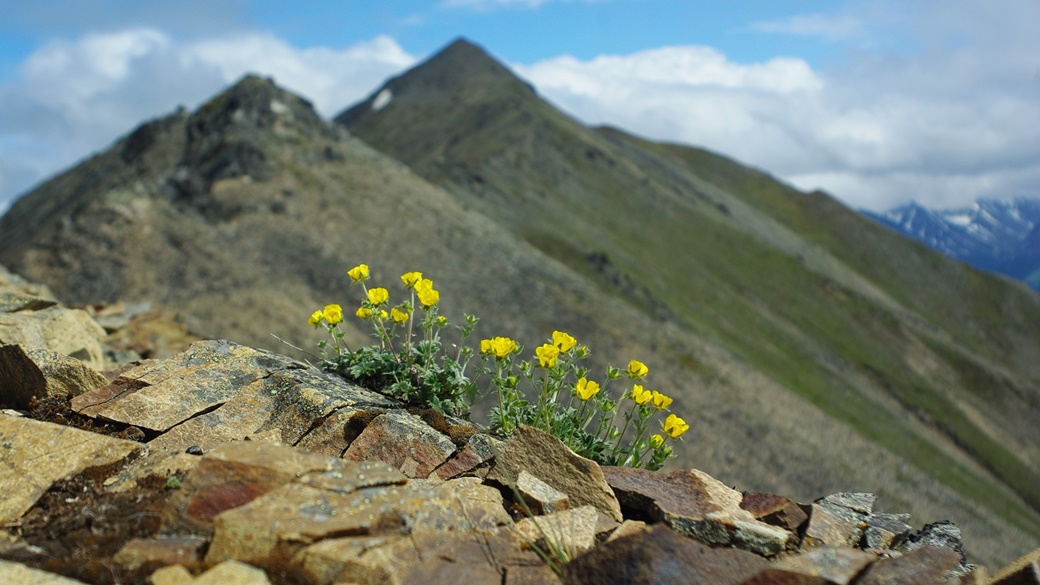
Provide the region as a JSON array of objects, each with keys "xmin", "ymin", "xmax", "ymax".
[
  {"xmin": 864, "ymin": 199, "xmax": 1040, "ymax": 289},
  {"xmin": 1, "ymin": 39, "xmax": 1039, "ymax": 566}
]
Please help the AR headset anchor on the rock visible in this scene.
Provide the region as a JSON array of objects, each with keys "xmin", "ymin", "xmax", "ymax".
[
  {"xmin": 298, "ymin": 530, "xmax": 558, "ymax": 585},
  {"xmin": 0, "ymin": 559, "xmax": 90, "ymax": 584},
  {"xmin": 602, "ymin": 466, "xmax": 792, "ymax": 555},
  {"xmin": 71, "ymin": 340, "xmax": 393, "ymax": 451},
  {"xmin": 862, "ymin": 513, "xmax": 913, "ymax": 550},
  {"xmin": 102, "ymin": 449, "xmax": 202, "ymax": 493},
  {"xmin": 771, "ymin": 546, "xmax": 875, "ymax": 584},
  {"xmin": 206, "ymin": 476, "xmax": 510, "ymax": 565},
  {"xmin": 740, "ymin": 568, "xmax": 832, "ymax": 584},
  {"xmin": 803, "ymin": 503, "xmax": 865, "ymax": 549},
  {"xmin": 561, "ymin": 523, "xmax": 769, "ymax": 585},
  {"xmin": 990, "ymin": 547, "xmax": 1040, "ymax": 584},
  {"xmin": 0, "ymin": 298, "xmax": 109, "ymax": 372},
  {"xmin": 148, "ymin": 560, "xmax": 271, "ymax": 584},
  {"xmin": 855, "ymin": 546, "xmax": 963, "ymax": 585},
  {"xmin": 896, "ymin": 520, "xmax": 972, "ymax": 577},
  {"xmin": 112, "ymin": 536, "xmax": 207, "ymax": 572},
  {"xmin": 0, "ymin": 416, "xmax": 141, "ymax": 523},
  {"xmin": 606, "ymin": 520, "xmax": 648, "ymax": 543},
  {"xmin": 0, "ymin": 264, "xmax": 55, "ymax": 299},
  {"xmin": 515, "ymin": 505, "xmax": 599, "ymax": 556},
  {"xmin": 490, "ymin": 425, "xmax": 623, "ymax": 523},
  {"xmin": 342, "ymin": 410, "xmax": 457, "ymax": 478},
  {"xmin": 294, "ymin": 405, "xmax": 371, "ymax": 457},
  {"xmin": 434, "ymin": 432, "xmax": 499, "ymax": 480},
  {"xmin": 818, "ymin": 493, "xmax": 877, "ymax": 515},
  {"xmin": 516, "ymin": 470, "xmax": 570, "ymax": 514},
  {"xmin": 0, "ymin": 345, "xmax": 108, "ymax": 409},
  {"xmin": 741, "ymin": 492, "xmax": 810, "ymax": 535},
  {"xmin": 163, "ymin": 441, "xmax": 348, "ymax": 532}
]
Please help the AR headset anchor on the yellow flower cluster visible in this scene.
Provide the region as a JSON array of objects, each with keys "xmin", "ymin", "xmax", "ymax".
[
  {"xmin": 663, "ymin": 413, "xmax": 689, "ymax": 439},
  {"xmin": 480, "ymin": 336, "xmax": 518, "ymax": 358},
  {"xmin": 626, "ymin": 360, "xmax": 649, "ymax": 379},
  {"xmin": 575, "ymin": 377, "xmax": 600, "ymax": 401},
  {"xmin": 309, "ymin": 304, "xmax": 344, "ymax": 327}
]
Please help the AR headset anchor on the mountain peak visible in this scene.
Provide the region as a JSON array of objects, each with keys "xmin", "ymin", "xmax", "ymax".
[{"xmin": 334, "ymin": 38, "xmax": 534, "ymax": 127}]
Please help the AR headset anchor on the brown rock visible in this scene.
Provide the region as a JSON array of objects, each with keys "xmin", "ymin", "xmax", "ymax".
[
  {"xmin": 990, "ymin": 547, "xmax": 1040, "ymax": 584},
  {"xmin": 0, "ymin": 560, "xmax": 91, "ymax": 584},
  {"xmin": 163, "ymin": 441, "xmax": 339, "ymax": 532},
  {"xmin": 343, "ymin": 410, "xmax": 457, "ymax": 478},
  {"xmin": 294, "ymin": 405, "xmax": 371, "ymax": 457},
  {"xmin": 112, "ymin": 536, "xmax": 207, "ymax": 572},
  {"xmin": 298, "ymin": 530, "xmax": 557, "ymax": 585},
  {"xmin": 862, "ymin": 513, "xmax": 912, "ymax": 550},
  {"xmin": 0, "ymin": 300, "xmax": 109, "ymax": 371},
  {"xmin": 0, "ymin": 345, "xmax": 108, "ymax": 408},
  {"xmin": 561, "ymin": 523, "xmax": 769, "ymax": 585},
  {"xmin": 602, "ymin": 466, "xmax": 792, "ymax": 555},
  {"xmin": 606, "ymin": 520, "xmax": 648, "ymax": 543},
  {"xmin": 517, "ymin": 470, "xmax": 570, "ymax": 514},
  {"xmin": 515, "ymin": 505, "xmax": 599, "ymax": 556},
  {"xmin": 803, "ymin": 503, "xmax": 865, "ymax": 549},
  {"xmin": 490, "ymin": 425, "xmax": 623, "ymax": 523},
  {"xmin": 0, "ymin": 416, "xmax": 141, "ymax": 523},
  {"xmin": 742, "ymin": 492, "xmax": 810, "ymax": 534},
  {"xmin": 740, "ymin": 568, "xmax": 832, "ymax": 584},
  {"xmin": 103, "ymin": 449, "xmax": 201, "ymax": 493},
  {"xmin": 773, "ymin": 546, "xmax": 874, "ymax": 585},
  {"xmin": 434, "ymin": 432, "xmax": 499, "ymax": 480},
  {"xmin": 147, "ymin": 564, "xmax": 195, "ymax": 585},
  {"xmin": 855, "ymin": 546, "xmax": 963, "ymax": 585}
]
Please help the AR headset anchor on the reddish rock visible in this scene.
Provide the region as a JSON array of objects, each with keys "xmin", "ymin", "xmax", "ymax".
[
  {"xmin": 741, "ymin": 492, "xmax": 809, "ymax": 534},
  {"xmin": 772, "ymin": 546, "xmax": 874, "ymax": 585},
  {"xmin": 855, "ymin": 546, "xmax": 963, "ymax": 585},
  {"xmin": 343, "ymin": 410, "xmax": 457, "ymax": 478},
  {"xmin": 434, "ymin": 432, "xmax": 499, "ymax": 480},
  {"xmin": 561, "ymin": 524, "xmax": 769, "ymax": 585},
  {"xmin": 603, "ymin": 466, "xmax": 792, "ymax": 555}
]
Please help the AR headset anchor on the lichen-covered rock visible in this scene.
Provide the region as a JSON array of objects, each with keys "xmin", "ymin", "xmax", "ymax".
[
  {"xmin": 515, "ymin": 505, "xmax": 599, "ymax": 555},
  {"xmin": 0, "ymin": 345, "xmax": 108, "ymax": 409},
  {"xmin": 342, "ymin": 410, "xmax": 456, "ymax": 478}
]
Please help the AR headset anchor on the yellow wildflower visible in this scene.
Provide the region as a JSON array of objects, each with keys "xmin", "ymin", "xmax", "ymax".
[
  {"xmin": 347, "ymin": 264, "xmax": 369, "ymax": 283},
  {"xmin": 649, "ymin": 434, "xmax": 664, "ymax": 449},
  {"xmin": 663, "ymin": 414, "xmax": 689, "ymax": 438},
  {"xmin": 575, "ymin": 377, "xmax": 600, "ymax": 401},
  {"xmin": 481, "ymin": 337, "xmax": 517, "ymax": 359},
  {"xmin": 401, "ymin": 272, "xmax": 423, "ymax": 289},
  {"xmin": 651, "ymin": 391, "xmax": 673, "ymax": 410},
  {"xmin": 378, "ymin": 309, "xmax": 388, "ymax": 320},
  {"xmin": 626, "ymin": 360, "xmax": 649, "ymax": 380},
  {"xmin": 552, "ymin": 330, "xmax": 577, "ymax": 353},
  {"xmin": 391, "ymin": 307, "xmax": 409, "ymax": 323},
  {"xmin": 631, "ymin": 384, "xmax": 652, "ymax": 404},
  {"xmin": 436, "ymin": 315, "xmax": 448, "ymax": 326},
  {"xmin": 308, "ymin": 309, "xmax": 323, "ymax": 327},
  {"xmin": 535, "ymin": 343, "xmax": 560, "ymax": 368},
  {"xmin": 322, "ymin": 304, "xmax": 344, "ymax": 326},
  {"xmin": 367, "ymin": 287, "xmax": 389, "ymax": 306},
  {"xmin": 416, "ymin": 279, "xmax": 439, "ymax": 308},
  {"xmin": 356, "ymin": 307, "xmax": 372, "ymax": 319}
]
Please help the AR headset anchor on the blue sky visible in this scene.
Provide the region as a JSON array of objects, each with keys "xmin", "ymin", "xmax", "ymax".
[{"xmin": 1, "ymin": 0, "xmax": 1038, "ymax": 213}]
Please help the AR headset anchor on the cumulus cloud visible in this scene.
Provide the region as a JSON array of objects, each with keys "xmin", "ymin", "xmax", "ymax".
[
  {"xmin": 515, "ymin": 1, "xmax": 1040, "ymax": 211},
  {"xmin": 750, "ymin": 13, "xmax": 865, "ymax": 41},
  {"xmin": 0, "ymin": 30, "xmax": 415, "ymax": 206}
]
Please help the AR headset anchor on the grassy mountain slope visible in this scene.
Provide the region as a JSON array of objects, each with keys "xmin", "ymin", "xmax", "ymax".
[
  {"xmin": 0, "ymin": 45, "xmax": 1035, "ymax": 565},
  {"xmin": 338, "ymin": 39, "xmax": 1040, "ymax": 562}
]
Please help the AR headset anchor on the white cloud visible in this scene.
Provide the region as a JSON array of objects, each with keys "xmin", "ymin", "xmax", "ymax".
[
  {"xmin": 515, "ymin": 1, "xmax": 1040, "ymax": 211},
  {"xmin": 0, "ymin": 30, "xmax": 415, "ymax": 207},
  {"xmin": 750, "ymin": 13, "xmax": 865, "ymax": 41}
]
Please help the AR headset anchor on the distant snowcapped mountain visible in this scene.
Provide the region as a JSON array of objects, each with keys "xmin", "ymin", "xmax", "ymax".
[{"xmin": 864, "ymin": 199, "xmax": 1040, "ymax": 289}]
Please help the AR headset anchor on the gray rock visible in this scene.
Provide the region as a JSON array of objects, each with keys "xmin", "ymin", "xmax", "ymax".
[
  {"xmin": 896, "ymin": 521, "xmax": 973, "ymax": 578},
  {"xmin": 863, "ymin": 512, "xmax": 913, "ymax": 550},
  {"xmin": 803, "ymin": 502, "xmax": 866, "ymax": 549}
]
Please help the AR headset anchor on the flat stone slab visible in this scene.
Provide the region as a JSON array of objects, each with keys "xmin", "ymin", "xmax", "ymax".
[
  {"xmin": 856, "ymin": 546, "xmax": 962, "ymax": 585},
  {"xmin": 515, "ymin": 505, "xmax": 599, "ymax": 555},
  {"xmin": 774, "ymin": 546, "xmax": 876, "ymax": 584},
  {"xmin": 0, "ymin": 416, "xmax": 141, "ymax": 523},
  {"xmin": 603, "ymin": 466, "xmax": 792, "ymax": 555},
  {"xmin": 0, "ymin": 560, "xmax": 91, "ymax": 584}
]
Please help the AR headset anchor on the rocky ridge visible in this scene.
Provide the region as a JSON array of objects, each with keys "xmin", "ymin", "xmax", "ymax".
[{"xmin": 2, "ymin": 267, "xmax": 1038, "ymax": 584}]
